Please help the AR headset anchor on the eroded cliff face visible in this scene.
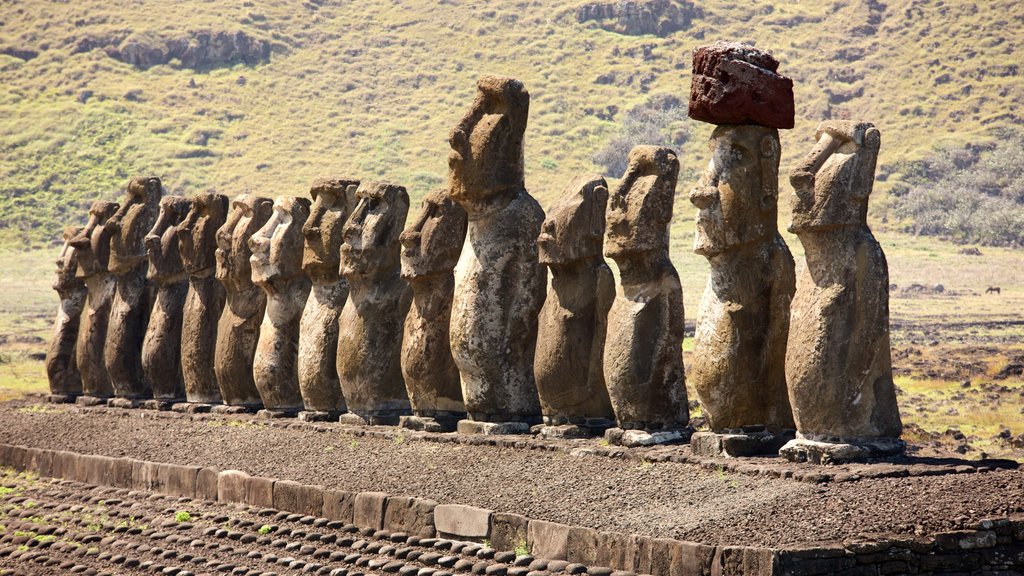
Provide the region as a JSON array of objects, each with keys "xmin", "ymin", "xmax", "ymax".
[
  {"xmin": 575, "ymin": 0, "xmax": 702, "ymax": 37},
  {"xmin": 73, "ymin": 29, "xmax": 273, "ymax": 70}
]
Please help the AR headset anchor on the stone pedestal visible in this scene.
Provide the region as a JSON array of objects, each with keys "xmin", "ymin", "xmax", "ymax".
[
  {"xmin": 45, "ymin": 394, "xmax": 77, "ymax": 404},
  {"xmin": 780, "ymin": 436, "xmax": 905, "ymax": 465},
  {"xmin": 256, "ymin": 408, "xmax": 300, "ymax": 419},
  {"xmin": 75, "ymin": 395, "xmax": 108, "ymax": 407},
  {"xmin": 457, "ymin": 420, "xmax": 532, "ymax": 436},
  {"xmin": 339, "ymin": 411, "xmax": 404, "ymax": 427},
  {"xmin": 532, "ymin": 420, "xmax": 616, "ymax": 440},
  {"xmin": 171, "ymin": 402, "xmax": 212, "ymax": 414},
  {"xmin": 399, "ymin": 413, "xmax": 462, "ymax": 433},
  {"xmin": 690, "ymin": 428, "xmax": 794, "ymax": 458},
  {"xmin": 107, "ymin": 397, "xmax": 143, "ymax": 409},
  {"xmin": 140, "ymin": 399, "xmax": 176, "ymax": 411},
  {"xmin": 297, "ymin": 410, "xmax": 342, "ymax": 423},
  {"xmin": 604, "ymin": 427, "xmax": 691, "ymax": 447}
]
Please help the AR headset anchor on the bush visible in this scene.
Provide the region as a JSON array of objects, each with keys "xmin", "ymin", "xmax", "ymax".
[{"xmin": 592, "ymin": 94, "xmax": 689, "ymax": 178}]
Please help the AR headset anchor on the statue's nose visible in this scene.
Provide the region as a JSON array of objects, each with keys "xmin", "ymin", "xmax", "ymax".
[
  {"xmin": 689, "ymin": 185, "xmax": 718, "ymax": 210},
  {"xmin": 400, "ymin": 230, "xmax": 421, "ymax": 250}
]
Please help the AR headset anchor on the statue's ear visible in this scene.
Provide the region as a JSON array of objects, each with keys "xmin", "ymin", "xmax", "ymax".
[
  {"xmin": 592, "ymin": 184, "xmax": 609, "ymax": 238},
  {"xmin": 759, "ymin": 135, "xmax": 780, "ymax": 212}
]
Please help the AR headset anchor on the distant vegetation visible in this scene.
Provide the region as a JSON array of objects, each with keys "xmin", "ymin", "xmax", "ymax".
[{"xmin": 591, "ymin": 94, "xmax": 690, "ymax": 178}]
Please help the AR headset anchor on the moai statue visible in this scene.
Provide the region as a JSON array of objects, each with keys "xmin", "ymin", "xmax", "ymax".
[
  {"xmin": 398, "ymin": 187, "xmax": 468, "ymax": 432},
  {"xmin": 45, "ymin": 226, "xmax": 88, "ymax": 403},
  {"xmin": 297, "ymin": 178, "xmax": 359, "ymax": 422},
  {"xmin": 448, "ymin": 76, "xmax": 546, "ymax": 434},
  {"xmin": 70, "ymin": 201, "xmax": 120, "ymax": 405},
  {"xmin": 337, "ymin": 182, "xmax": 412, "ymax": 425},
  {"xmin": 780, "ymin": 120, "xmax": 904, "ymax": 464},
  {"xmin": 140, "ymin": 196, "xmax": 193, "ymax": 408},
  {"xmin": 685, "ymin": 42, "xmax": 798, "ymax": 458},
  {"xmin": 603, "ymin": 146, "xmax": 689, "ymax": 447},
  {"xmin": 249, "ymin": 196, "xmax": 312, "ymax": 417},
  {"xmin": 177, "ymin": 192, "xmax": 229, "ymax": 408},
  {"xmin": 214, "ymin": 194, "xmax": 273, "ymax": 411},
  {"xmin": 105, "ymin": 176, "xmax": 162, "ymax": 406},
  {"xmin": 533, "ymin": 174, "xmax": 615, "ymax": 438}
]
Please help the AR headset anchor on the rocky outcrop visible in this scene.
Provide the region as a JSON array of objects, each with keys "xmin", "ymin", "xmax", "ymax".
[
  {"xmin": 575, "ymin": 0, "xmax": 701, "ymax": 37},
  {"xmin": 75, "ymin": 29, "xmax": 272, "ymax": 70}
]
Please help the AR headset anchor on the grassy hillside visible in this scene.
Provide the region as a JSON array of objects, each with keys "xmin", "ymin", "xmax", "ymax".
[{"xmin": 1, "ymin": 0, "xmax": 1022, "ymax": 246}]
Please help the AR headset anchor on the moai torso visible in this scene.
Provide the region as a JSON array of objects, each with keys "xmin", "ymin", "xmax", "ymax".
[
  {"xmin": 298, "ymin": 178, "xmax": 359, "ymax": 414},
  {"xmin": 142, "ymin": 196, "xmax": 192, "ymax": 401},
  {"xmin": 786, "ymin": 121, "xmax": 902, "ymax": 440},
  {"xmin": 46, "ymin": 226, "xmax": 88, "ymax": 397},
  {"xmin": 534, "ymin": 174, "xmax": 615, "ymax": 425},
  {"xmin": 105, "ymin": 176, "xmax": 162, "ymax": 399},
  {"xmin": 448, "ymin": 76, "xmax": 546, "ymax": 422},
  {"xmin": 337, "ymin": 182, "xmax": 412, "ymax": 418},
  {"xmin": 250, "ymin": 196, "xmax": 312, "ymax": 412},
  {"xmin": 400, "ymin": 187, "xmax": 468, "ymax": 418},
  {"xmin": 70, "ymin": 202, "xmax": 120, "ymax": 398},
  {"xmin": 688, "ymin": 125, "xmax": 795, "ymax": 431},
  {"xmin": 603, "ymin": 146, "xmax": 688, "ymax": 430},
  {"xmin": 177, "ymin": 192, "xmax": 229, "ymax": 403},
  {"xmin": 214, "ymin": 194, "xmax": 273, "ymax": 406}
]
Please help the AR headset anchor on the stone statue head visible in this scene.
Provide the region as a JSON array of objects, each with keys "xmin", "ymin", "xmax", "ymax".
[
  {"xmin": 249, "ymin": 196, "xmax": 311, "ymax": 290},
  {"xmin": 108, "ymin": 176, "xmax": 162, "ymax": 275},
  {"xmin": 689, "ymin": 125, "xmax": 781, "ymax": 257},
  {"xmin": 71, "ymin": 201, "xmax": 120, "ymax": 279},
  {"xmin": 302, "ymin": 177, "xmax": 360, "ymax": 282},
  {"xmin": 538, "ymin": 174, "xmax": 608, "ymax": 266},
  {"xmin": 177, "ymin": 192, "xmax": 229, "ymax": 275},
  {"xmin": 54, "ymin": 226, "xmax": 84, "ymax": 292},
  {"xmin": 400, "ymin": 187, "xmax": 468, "ymax": 280},
  {"xmin": 605, "ymin": 146, "xmax": 679, "ymax": 259},
  {"xmin": 341, "ymin": 182, "xmax": 409, "ymax": 279},
  {"xmin": 215, "ymin": 194, "xmax": 274, "ymax": 289},
  {"xmin": 145, "ymin": 196, "xmax": 192, "ymax": 284},
  {"xmin": 789, "ymin": 121, "xmax": 881, "ymax": 233},
  {"xmin": 448, "ymin": 76, "xmax": 529, "ymax": 210}
]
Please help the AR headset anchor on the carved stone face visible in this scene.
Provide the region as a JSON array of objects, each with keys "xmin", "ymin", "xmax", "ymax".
[
  {"xmin": 341, "ymin": 182, "xmax": 409, "ymax": 278},
  {"xmin": 215, "ymin": 194, "xmax": 273, "ymax": 287},
  {"xmin": 689, "ymin": 125, "xmax": 781, "ymax": 257},
  {"xmin": 789, "ymin": 121, "xmax": 880, "ymax": 233},
  {"xmin": 249, "ymin": 196, "xmax": 311, "ymax": 289},
  {"xmin": 54, "ymin": 226, "xmax": 84, "ymax": 292},
  {"xmin": 448, "ymin": 76, "xmax": 529, "ymax": 207},
  {"xmin": 145, "ymin": 196, "xmax": 192, "ymax": 283},
  {"xmin": 400, "ymin": 187, "xmax": 467, "ymax": 279},
  {"xmin": 71, "ymin": 201, "xmax": 120, "ymax": 279},
  {"xmin": 177, "ymin": 193, "xmax": 228, "ymax": 275},
  {"xmin": 538, "ymin": 174, "xmax": 608, "ymax": 266},
  {"xmin": 109, "ymin": 176, "xmax": 162, "ymax": 275},
  {"xmin": 302, "ymin": 178, "xmax": 359, "ymax": 281},
  {"xmin": 605, "ymin": 146, "xmax": 679, "ymax": 259}
]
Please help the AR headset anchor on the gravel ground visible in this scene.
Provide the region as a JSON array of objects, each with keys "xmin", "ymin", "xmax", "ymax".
[{"xmin": 1, "ymin": 402, "xmax": 1022, "ymax": 548}]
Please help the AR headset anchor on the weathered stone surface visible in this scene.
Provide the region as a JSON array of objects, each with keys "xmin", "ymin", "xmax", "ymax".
[
  {"xmin": 780, "ymin": 437, "xmax": 905, "ymax": 465},
  {"xmin": 196, "ymin": 467, "xmax": 220, "ymax": 501},
  {"xmin": 711, "ymin": 546, "xmax": 778, "ymax": 576},
  {"xmin": 353, "ymin": 491, "xmax": 389, "ymax": 530},
  {"xmin": 566, "ymin": 527, "xmax": 600, "ymax": 566},
  {"xmin": 690, "ymin": 430, "xmax": 791, "ymax": 458},
  {"xmin": 603, "ymin": 146, "xmax": 688, "ymax": 431},
  {"xmin": 70, "ymin": 201, "xmax": 120, "ymax": 399},
  {"xmin": 142, "ymin": 195, "xmax": 192, "ymax": 401},
  {"xmin": 670, "ymin": 540, "xmax": 716, "ymax": 576},
  {"xmin": 688, "ymin": 125, "xmax": 795, "ymax": 433},
  {"xmin": 456, "ymin": 421, "xmax": 531, "ymax": 436},
  {"xmin": 688, "ymin": 42, "xmax": 795, "ymax": 129},
  {"xmin": 384, "ymin": 496, "xmax": 438, "ymax": 538},
  {"xmin": 217, "ymin": 469, "xmax": 251, "ymax": 504},
  {"xmin": 299, "ymin": 178, "xmax": 359, "ymax": 414},
  {"xmin": 786, "ymin": 121, "xmax": 903, "ymax": 444},
  {"xmin": 435, "ymin": 504, "xmax": 492, "ymax": 540},
  {"xmin": 605, "ymin": 427, "xmax": 689, "ymax": 447},
  {"xmin": 246, "ymin": 475, "xmax": 275, "ymax": 508},
  {"xmin": 528, "ymin": 520, "xmax": 571, "ymax": 560},
  {"xmin": 46, "ymin": 226, "xmax": 87, "ymax": 398},
  {"xmin": 105, "ymin": 176, "xmax": 162, "ymax": 399},
  {"xmin": 273, "ymin": 480, "xmax": 324, "ymax": 517},
  {"xmin": 132, "ymin": 459, "xmax": 164, "ymax": 492},
  {"xmin": 177, "ymin": 192, "xmax": 229, "ymax": 404},
  {"xmin": 159, "ymin": 462, "xmax": 199, "ymax": 498},
  {"xmin": 449, "ymin": 76, "xmax": 545, "ymax": 424},
  {"xmin": 575, "ymin": 0, "xmax": 701, "ymax": 37},
  {"xmin": 250, "ymin": 196, "xmax": 312, "ymax": 412},
  {"xmin": 25, "ymin": 448, "xmax": 54, "ymax": 478},
  {"xmin": 535, "ymin": 174, "xmax": 615, "ymax": 429},
  {"xmin": 400, "ymin": 187, "xmax": 468, "ymax": 428},
  {"xmin": 323, "ymin": 489, "xmax": 356, "ymax": 523},
  {"xmin": 337, "ymin": 182, "xmax": 412, "ymax": 420},
  {"xmin": 215, "ymin": 194, "xmax": 273, "ymax": 407},
  {"xmin": 492, "ymin": 513, "xmax": 529, "ymax": 551}
]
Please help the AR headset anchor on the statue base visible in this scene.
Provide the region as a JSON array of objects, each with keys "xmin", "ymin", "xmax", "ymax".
[
  {"xmin": 780, "ymin": 436, "xmax": 906, "ymax": 465},
  {"xmin": 399, "ymin": 413, "xmax": 463, "ymax": 433},
  {"xmin": 456, "ymin": 420, "xmax": 531, "ymax": 435},
  {"xmin": 297, "ymin": 410, "xmax": 343, "ymax": 423},
  {"xmin": 210, "ymin": 404, "xmax": 260, "ymax": 415},
  {"xmin": 75, "ymin": 395, "xmax": 109, "ymax": 407},
  {"xmin": 140, "ymin": 399, "xmax": 182, "ymax": 411},
  {"xmin": 339, "ymin": 411, "xmax": 406, "ymax": 426},
  {"xmin": 107, "ymin": 397, "xmax": 144, "ymax": 409},
  {"xmin": 531, "ymin": 419, "xmax": 614, "ymax": 439},
  {"xmin": 170, "ymin": 403, "xmax": 213, "ymax": 414},
  {"xmin": 690, "ymin": 427, "xmax": 795, "ymax": 458},
  {"xmin": 256, "ymin": 408, "xmax": 300, "ymax": 419},
  {"xmin": 604, "ymin": 427, "xmax": 692, "ymax": 447},
  {"xmin": 45, "ymin": 394, "xmax": 79, "ymax": 404}
]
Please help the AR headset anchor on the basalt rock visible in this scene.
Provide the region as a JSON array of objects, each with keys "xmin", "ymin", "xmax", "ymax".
[
  {"xmin": 337, "ymin": 182, "xmax": 412, "ymax": 424},
  {"xmin": 69, "ymin": 201, "xmax": 120, "ymax": 400},
  {"xmin": 105, "ymin": 176, "xmax": 162, "ymax": 400},
  {"xmin": 214, "ymin": 194, "xmax": 273, "ymax": 408},
  {"xmin": 299, "ymin": 178, "xmax": 359, "ymax": 418},
  {"xmin": 448, "ymin": 76, "xmax": 546, "ymax": 426},
  {"xmin": 177, "ymin": 192, "xmax": 229, "ymax": 404},
  {"xmin": 784, "ymin": 120, "xmax": 903, "ymax": 457},
  {"xmin": 399, "ymin": 187, "xmax": 468, "ymax": 432},
  {"xmin": 603, "ymin": 146, "xmax": 688, "ymax": 435},
  {"xmin": 688, "ymin": 42, "xmax": 795, "ymax": 129},
  {"xmin": 46, "ymin": 226, "xmax": 88, "ymax": 400},
  {"xmin": 688, "ymin": 125, "xmax": 795, "ymax": 436},
  {"xmin": 250, "ymin": 196, "xmax": 312, "ymax": 415},
  {"xmin": 534, "ymin": 174, "xmax": 615, "ymax": 434},
  {"xmin": 142, "ymin": 196, "xmax": 192, "ymax": 402}
]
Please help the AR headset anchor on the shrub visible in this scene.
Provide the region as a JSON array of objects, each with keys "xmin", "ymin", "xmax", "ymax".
[{"xmin": 592, "ymin": 94, "xmax": 689, "ymax": 178}]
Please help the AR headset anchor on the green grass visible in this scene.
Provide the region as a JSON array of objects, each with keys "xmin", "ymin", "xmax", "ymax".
[{"xmin": 174, "ymin": 510, "xmax": 192, "ymax": 523}]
